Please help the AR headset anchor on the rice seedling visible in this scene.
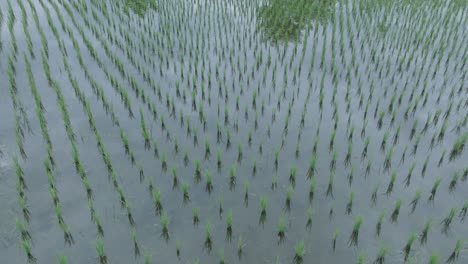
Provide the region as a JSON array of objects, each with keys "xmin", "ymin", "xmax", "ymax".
[
  {"xmin": 226, "ymin": 209, "xmax": 233, "ymax": 242},
  {"xmin": 448, "ymin": 172, "xmax": 460, "ymax": 192},
  {"xmin": 428, "ymin": 252, "xmax": 439, "ymax": 264},
  {"xmin": 357, "ymin": 252, "xmax": 367, "ymax": 264},
  {"xmin": 194, "ymin": 160, "xmax": 201, "ymax": 183},
  {"xmin": 420, "ymin": 218, "xmax": 433, "ymax": 245},
  {"xmin": 374, "ymin": 244, "xmax": 389, "ymax": 264},
  {"xmin": 229, "ymin": 164, "xmax": 236, "ymax": 191},
  {"xmin": 216, "ymin": 148, "xmax": 222, "ymax": 170},
  {"xmin": 57, "ymin": 253, "xmax": 67, "ymax": 264},
  {"xmin": 244, "ymin": 179, "xmax": 250, "ymax": 207},
  {"xmin": 218, "ymin": 248, "xmax": 225, "ymax": 264},
  {"xmin": 175, "ymin": 239, "xmax": 181, "ymax": 259},
  {"xmin": 441, "ymin": 207, "xmax": 457, "ymax": 235},
  {"xmin": 152, "ymin": 188, "xmax": 163, "ymax": 216},
  {"xmin": 446, "ymin": 239, "xmax": 463, "ymax": 263},
  {"xmin": 428, "ymin": 178, "xmax": 442, "ymax": 203},
  {"xmin": 218, "ymin": 195, "xmax": 223, "ymax": 219},
  {"xmin": 307, "ymin": 154, "xmax": 317, "ymax": 179},
  {"xmin": 329, "ymin": 203, "xmax": 335, "ymax": 220},
  {"xmin": 160, "ymin": 213, "xmax": 170, "ymax": 242},
  {"xmin": 277, "ymin": 215, "xmax": 286, "ymax": 244},
  {"xmin": 348, "ymin": 215, "xmax": 363, "ymax": 247},
  {"xmin": 132, "ymin": 229, "xmax": 140, "ymax": 257},
  {"xmin": 346, "ymin": 191, "xmax": 355, "ymax": 215},
  {"xmin": 403, "ymin": 232, "xmax": 417, "ymax": 262},
  {"xmin": 449, "ymin": 132, "xmax": 467, "ymax": 161},
  {"xmin": 171, "ymin": 166, "xmax": 178, "ymax": 189},
  {"xmin": 259, "ymin": 196, "xmax": 268, "ymax": 225},
  {"xmin": 237, "ymin": 235, "xmax": 245, "ymax": 260},
  {"xmin": 460, "ymin": 201, "xmax": 468, "ymax": 221},
  {"xmin": 182, "ymin": 182, "xmax": 190, "ymax": 203},
  {"xmin": 289, "ymin": 166, "xmax": 297, "ymax": 186},
  {"xmin": 285, "ymin": 185, "xmax": 294, "ymax": 211},
  {"xmin": 161, "ymin": 153, "xmax": 167, "ymax": 171},
  {"xmin": 205, "ymin": 170, "xmax": 213, "ymax": 194},
  {"xmin": 205, "ymin": 138, "xmax": 211, "ymax": 159},
  {"xmin": 95, "ymin": 239, "xmax": 107, "ymax": 264},
  {"xmin": 332, "ymin": 228, "xmax": 340, "ymax": 252},
  {"xmin": 326, "ymin": 171, "xmax": 335, "ymax": 198},
  {"xmin": 390, "ymin": 199, "xmax": 402, "ymax": 223},
  {"xmin": 376, "ymin": 211, "xmax": 386, "ymax": 237},
  {"xmin": 294, "ymin": 240, "xmax": 305, "ymax": 264},
  {"xmin": 203, "ymin": 221, "xmax": 213, "ymax": 253},
  {"xmin": 385, "ymin": 170, "xmax": 397, "ymax": 195}
]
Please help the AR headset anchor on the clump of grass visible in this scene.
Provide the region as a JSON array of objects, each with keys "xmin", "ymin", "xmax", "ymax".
[
  {"xmin": 293, "ymin": 240, "xmax": 305, "ymax": 264},
  {"xmin": 348, "ymin": 215, "xmax": 363, "ymax": 247},
  {"xmin": 390, "ymin": 199, "xmax": 402, "ymax": 223},
  {"xmin": 403, "ymin": 232, "xmax": 416, "ymax": 262},
  {"xmin": 259, "ymin": 196, "xmax": 268, "ymax": 225},
  {"xmin": 420, "ymin": 218, "xmax": 432, "ymax": 245},
  {"xmin": 204, "ymin": 221, "xmax": 213, "ymax": 253},
  {"xmin": 226, "ymin": 209, "xmax": 233, "ymax": 242},
  {"xmin": 446, "ymin": 240, "xmax": 463, "ymax": 263}
]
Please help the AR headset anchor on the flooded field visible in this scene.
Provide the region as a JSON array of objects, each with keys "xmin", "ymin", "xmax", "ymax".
[{"xmin": 0, "ymin": 0, "xmax": 467, "ymax": 263}]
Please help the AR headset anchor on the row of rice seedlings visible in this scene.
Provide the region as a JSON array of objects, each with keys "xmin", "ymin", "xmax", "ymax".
[
  {"xmin": 25, "ymin": 53, "xmax": 54, "ymax": 163},
  {"xmin": 44, "ymin": 158, "xmax": 74, "ymax": 246},
  {"xmin": 14, "ymin": 157, "xmax": 35, "ymax": 263},
  {"xmin": 24, "ymin": 0, "xmax": 48, "ymax": 58},
  {"xmin": 17, "ymin": 0, "xmax": 35, "ymax": 58}
]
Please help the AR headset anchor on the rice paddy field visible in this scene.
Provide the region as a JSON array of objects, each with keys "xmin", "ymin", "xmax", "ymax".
[{"xmin": 0, "ymin": 0, "xmax": 467, "ymax": 263}]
